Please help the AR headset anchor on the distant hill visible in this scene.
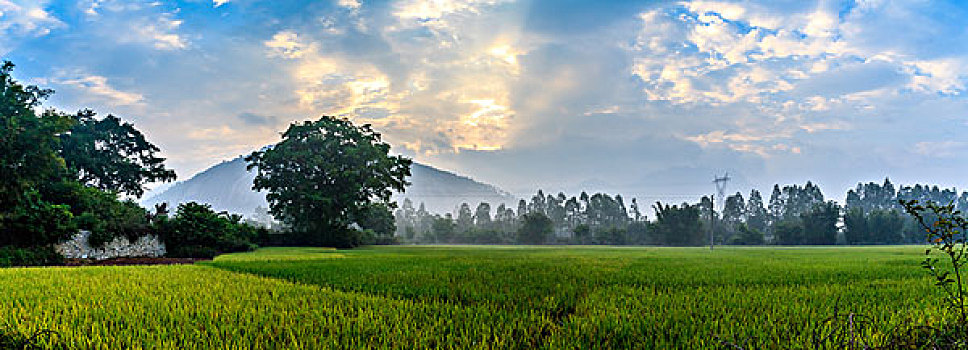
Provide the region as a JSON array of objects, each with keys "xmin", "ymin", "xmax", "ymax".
[{"xmin": 141, "ymin": 156, "xmax": 516, "ymax": 216}]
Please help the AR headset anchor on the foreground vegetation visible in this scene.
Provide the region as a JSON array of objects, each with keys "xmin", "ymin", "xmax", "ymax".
[{"xmin": 0, "ymin": 245, "xmax": 957, "ymax": 349}]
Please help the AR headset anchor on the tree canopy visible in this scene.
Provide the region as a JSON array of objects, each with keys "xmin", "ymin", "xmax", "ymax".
[
  {"xmin": 246, "ymin": 116, "xmax": 412, "ymax": 248},
  {"xmin": 60, "ymin": 109, "xmax": 176, "ymax": 198},
  {"xmin": 0, "ymin": 61, "xmax": 201, "ymax": 264},
  {"xmin": 0, "ymin": 61, "xmax": 74, "ymax": 212}
]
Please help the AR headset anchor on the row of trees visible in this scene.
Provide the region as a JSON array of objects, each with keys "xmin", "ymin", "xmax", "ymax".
[
  {"xmin": 394, "ymin": 190, "xmax": 705, "ymax": 246},
  {"xmin": 395, "ymin": 178, "xmax": 961, "ymax": 246},
  {"xmin": 394, "ymin": 195, "xmax": 704, "ymax": 246}
]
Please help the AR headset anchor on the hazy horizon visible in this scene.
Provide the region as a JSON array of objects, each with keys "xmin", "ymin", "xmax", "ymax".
[{"xmin": 5, "ymin": 0, "xmax": 968, "ymax": 203}]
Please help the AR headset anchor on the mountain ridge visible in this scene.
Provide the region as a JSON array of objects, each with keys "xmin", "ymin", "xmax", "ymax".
[{"xmin": 141, "ymin": 155, "xmax": 517, "ymax": 216}]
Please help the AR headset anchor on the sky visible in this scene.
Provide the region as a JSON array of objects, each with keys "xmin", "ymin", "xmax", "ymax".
[{"xmin": 3, "ymin": 0, "xmax": 968, "ymax": 203}]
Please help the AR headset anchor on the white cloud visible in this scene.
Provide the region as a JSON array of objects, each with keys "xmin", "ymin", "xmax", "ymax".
[
  {"xmin": 134, "ymin": 16, "xmax": 188, "ymax": 50},
  {"xmin": 630, "ymin": 1, "xmax": 968, "ymax": 158},
  {"xmin": 393, "ymin": 0, "xmax": 512, "ymax": 21},
  {"xmin": 80, "ymin": 0, "xmax": 104, "ymax": 16},
  {"xmin": 905, "ymin": 58, "xmax": 968, "ymax": 94},
  {"xmin": 46, "ymin": 71, "xmax": 144, "ymax": 106},
  {"xmin": 80, "ymin": 1, "xmax": 189, "ymax": 50},
  {"xmin": 916, "ymin": 141, "xmax": 968, "ymax": 158},
  {"xmin": 337, "ymin": 0, "xmax": 360, "ymax": 10},
  {"xmin": 267, "ymin": 0, "xmax": 526, "ymax": 155},
  {"xmin": 264, "ymin": 31, "xmax": 311, "ymax": 58},
  {"xmin": 213, "ymin": 0, "xmax": 229, "ymax": 8},
  {"xmin": 0, "ymin": 0, "xmax": 63, "ymax": 54}
]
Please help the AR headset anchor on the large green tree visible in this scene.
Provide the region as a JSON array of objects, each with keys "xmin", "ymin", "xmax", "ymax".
[
  {"xmin": 60, "ymin": 110, "xmax": 176, "ymax": 198},
  {"xmin": 246, "ymin": 116, "xmax": 412, "ymax": 248},
  {"xmin": 0, "ymin": 61, "xmax": 74, "ymax": 211},
  {"xmin": 0, "ymin": 61, "xmax": 180, "ymax": 262},
  {"xmin": 0, "ymin": 61, "xmax": 77, "ymax": 249}
]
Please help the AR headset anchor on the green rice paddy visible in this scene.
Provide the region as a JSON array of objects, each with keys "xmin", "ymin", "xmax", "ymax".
[{"xmin": 0, "ymin": 246, "xmax": 952, "ymax": 349}]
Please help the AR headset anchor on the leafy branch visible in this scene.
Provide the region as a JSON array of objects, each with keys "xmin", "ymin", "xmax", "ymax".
[{"xmin": 900, "ymin": 199, "xmax": 968, "ymax": 325}]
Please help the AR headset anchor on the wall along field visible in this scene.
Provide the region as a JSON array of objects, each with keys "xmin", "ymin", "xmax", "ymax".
[{"xmin": 0, "ymin": 246, "xmax": 949, "ymax": 349}]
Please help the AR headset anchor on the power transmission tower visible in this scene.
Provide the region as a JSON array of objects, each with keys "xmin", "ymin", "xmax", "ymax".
[{"xmin": 710, "ymin": 173, "xmax": 730, "ymax": 250}]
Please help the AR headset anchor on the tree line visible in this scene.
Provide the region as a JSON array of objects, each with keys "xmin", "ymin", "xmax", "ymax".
[
  {"xmin": 0, "ymin": 61, "xmax": 280, "ymax": 264},
  {"xmin": 395, "ymin": 178, "xmax": 961, "ymax": 246}
]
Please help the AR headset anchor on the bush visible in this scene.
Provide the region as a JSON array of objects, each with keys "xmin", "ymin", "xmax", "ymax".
[
  {"xmin": 517, "ymin": 212, "xmax": 553, "ymax": 245},
  {"xmin": 728, "ymin": 223, "xmax": 764, "ymax": 245},
  {"xmin": 572, "ymin": 224, "xmax": 591, "ymax": 244},
  {"xmin": 41, "ymin": 180, "xmax": 150, "ymax": 247},
  {"xmin": 156, "ymin": 202, "xmax": 258, "ymax": 258},
  {"xmin": 355, "ymin": 203, "xmax": 396, "ymax": 237},
  {"xmin": 0, "ymin": 246, "xmax": 63, "ymax": 267},
  {"xmin": 311, "ymin": 227, "xmax": 367, "ymax": 248},
  {"xmin": 594, "ymin": 226, "xmax": 628, "ymax": 245},
  {"xmin": 165, "ymin": 246, "xmax": 219, "ymax": 259},
  {"xmin": 774, "ymin": 219, "xmax": 804, "ymax": 245},
  {"xmin": 0, "ymin": 191, "xmax": 75, "ymax": 247}
]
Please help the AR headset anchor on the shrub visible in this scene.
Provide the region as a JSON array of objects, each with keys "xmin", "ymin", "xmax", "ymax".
[
  {"xmin": 728, "ymin": 223, "xmax": 764, "ymax": 245},
  {"xmin": 41, "ymin": 180, "xmax": 151, "ymax": 247},
  {"xmin": 156, "ymin": 202, "xmax": 258, "ymax": 258},
  {"xmin": 0, "ymin": 246, "xmax": 63, "ymax": 267},
  {"xmin": 593, "ymin": 226, "xmax": 628, "ymax": 245},
  {"xmin": 572, "ymin": 224, "xmax": 591, "ymax": 244},
  {"xmin": 355, "ymin": 203, "xmax": 396, "ymax": 237},
  {"xmin": 517, "ymin": 212, "xmax": 553, "ymax": 245},
  {"xmin": 773, "ymin": 219, "xmax": 804, "ymax": 245},
  {"xmin": 0, "ymin": 191, "xmax": 75, "ymax": 248},
  {"xmin": 165, "ymin": 246, "xmax": 219, "ymax": 259}
]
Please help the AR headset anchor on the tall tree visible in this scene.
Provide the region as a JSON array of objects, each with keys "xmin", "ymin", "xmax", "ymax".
[
  {"xmin": 416, "ymin": 203, "xmax": 432, "ymax": 238},
  {"xmin": 60, "ymin": 110, "xmax": 176, "ymax": 198},
  {"xmin": 494, "ymin": 203, "xmax": 514, "ymax": 233},
  {"xmin": 768, "ymin": 184, "xmax": 783, "ymax": 224},
  {"xmin": 529, "ymin": 189, "xmax": 547, "ymax": 215},
  {"xmin": 474, "ymin": 202, "xmax": 492, "ymax": 228},
  {"xmin": 630, "ymin": 198, "xmax": 643, "ymax": 222},
  {"xmin": 245, "ymin": 116, "xmax": 412, "ymax": 248},
  {"xmin": 0, "ymin": 61, "xmax": 77, "ymax": 248},
  {"xmin": 745, "ymin": 189, "xmax": 769, "ymax": 234},
  {"xmin": 699, "ymin": 195, "xmax": 716, "ymax": 239},
  {"xmin": 456, "ymin": 202, "xmax": 473, "ymax": 231},
  {"xmin": 565, "ymin": 196, "xmax": 581, "ymax": 228},
  {"xmin": 394, "ymin": 198, "xmax": 416, "ymax": 236},
  {"xmin": 0, "ymin": 61, "xmax": 74, "ymax": 211},
  {"xmin": 546, "ymin": 193, "xmax": 567, "ymax": 229},
  {"xmin": 517, "ymin": 199, "xmax": 528, "ymax": 218},
  {"xmin": 722, "ymin": 192, "xmax": 746, "ymax": 229}
]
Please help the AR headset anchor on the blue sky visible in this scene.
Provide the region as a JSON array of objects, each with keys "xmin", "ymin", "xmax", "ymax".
[{"xmin": 4, "ymin": 0, "xmax": 968, "ymax": 202}]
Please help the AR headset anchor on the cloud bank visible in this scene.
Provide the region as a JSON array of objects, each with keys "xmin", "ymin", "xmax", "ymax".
[{"xmin": 4, "ymin": 0, "xmax": 968, "ymax": 202}]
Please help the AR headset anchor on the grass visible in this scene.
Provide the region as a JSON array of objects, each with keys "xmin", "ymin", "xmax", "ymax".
[{"xmin": 0, "ymin": 245, "xmax": 955, "ymax": 349}]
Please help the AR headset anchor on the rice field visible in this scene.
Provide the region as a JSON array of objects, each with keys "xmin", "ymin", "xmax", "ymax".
[{"xmin": 0, "ymin": 246, "xmax": 954, "ymax": 349}]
